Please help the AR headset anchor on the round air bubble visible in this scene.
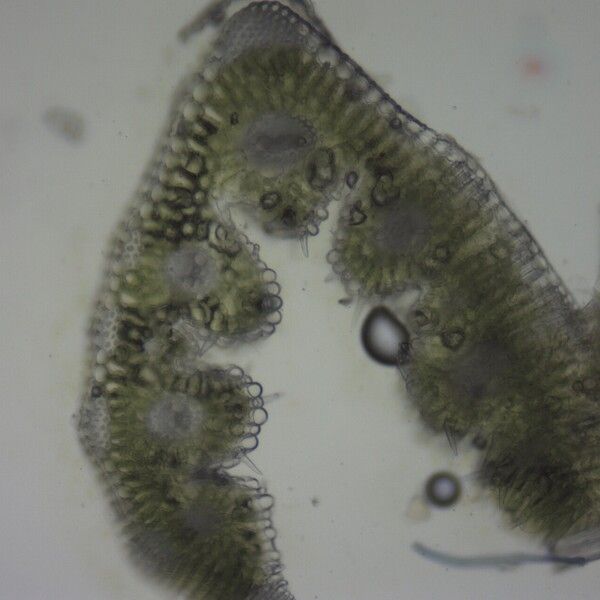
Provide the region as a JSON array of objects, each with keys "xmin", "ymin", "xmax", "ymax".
[{"xmin": 361, "ymin": 306, "xmax": 410, "ymax": 366}]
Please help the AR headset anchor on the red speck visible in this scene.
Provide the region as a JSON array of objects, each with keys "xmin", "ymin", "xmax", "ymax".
[{"xmin": 521, "ymin": 55, "xmax": 545, "ymax": 78}]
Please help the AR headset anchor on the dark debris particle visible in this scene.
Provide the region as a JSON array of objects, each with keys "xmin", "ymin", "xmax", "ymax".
[{"xmin": 43, "ymin": 106, "xmax": 85, "ymax": 143}]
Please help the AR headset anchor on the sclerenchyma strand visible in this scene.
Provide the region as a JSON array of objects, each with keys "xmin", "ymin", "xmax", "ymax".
[{"xmin": 78, "ymin": 1, "xmax": 600, "ymax": 597}]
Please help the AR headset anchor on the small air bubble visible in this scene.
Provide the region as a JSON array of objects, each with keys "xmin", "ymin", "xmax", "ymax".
[{"xmin": 425, "ymin": 472, "xmax": 461, "ymax": 508}]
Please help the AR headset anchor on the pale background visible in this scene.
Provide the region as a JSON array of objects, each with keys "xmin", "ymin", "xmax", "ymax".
[{"xmin": 1, "ymin": 1, "xmax": 600, "ymax": 598}]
